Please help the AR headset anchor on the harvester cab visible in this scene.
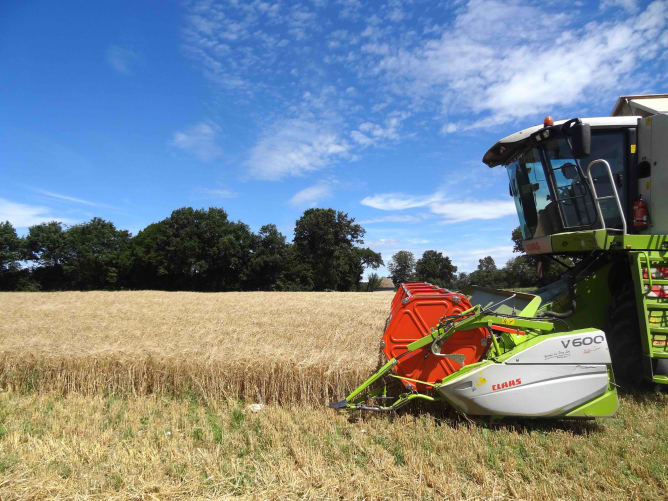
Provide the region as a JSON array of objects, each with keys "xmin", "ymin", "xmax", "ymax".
[{"xmin": 332, "ymin": 94, "xmax": 667, "ymax": 419}]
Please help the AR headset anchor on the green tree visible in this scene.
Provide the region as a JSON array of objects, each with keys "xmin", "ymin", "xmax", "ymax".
[
  {"xmin": 508, "ymin": 225, "xmax": 570, "ymax": 287},
  {"xmin": 274, "ymin": 244, "xmax": 314, "ymax": 291},
  {"xmin": 501, "ymin": 256, "xmax": 539, "ymax": 288},
  {"xmin": 388, "ymin": 250, "xmax": 415, "ymax": 287},
  {"xmin": 247, "ymin": 224, "xmax": 289, "ymax": 290},
  {"xmin": 469, "ymin": 256, "xmax": 502, "ymax": 288},
  {"xmin": 339, "ymin": 247, "xmax": 383, "ymax": 291},
  {"xmin": 131, "ymin": 207, "xmax": 255, "ymax": 291},
  {"xmin": 24, "ymin": 221, "xmax": 67, "ymax": 290},
  {"xmin": 61, "ymin": 218, "xmax": 131, "ymax": 289},
  {"xmin": 452, "ymin": 271, "xmax": 471, "ymax": 293},
  {"xmin": 292, "ymin": 208, "xmax": 380, "ymax": 291},
  {"xmin": 366, "ymin": 272, "xmax": 382, "ymax": 292},
  {"xmin": 511, "ymin": 226, "xmax": 524, "ymax": 253},
  {"xmin": 0, "ymin": 221, "xmax": 23, "ymax": 290},
  {"xmin": 415, "ymin": 250, "xmax": 457, "ymax": 288}
]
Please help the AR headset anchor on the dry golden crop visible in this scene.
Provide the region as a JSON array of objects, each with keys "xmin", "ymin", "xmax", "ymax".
[
  {"xmin": 0, "ymin": 291, "xmax": 665, "ymax": 500},
  {"xmin": 0, "ymin": 291, "xmax": 393, "ymax": 404}
]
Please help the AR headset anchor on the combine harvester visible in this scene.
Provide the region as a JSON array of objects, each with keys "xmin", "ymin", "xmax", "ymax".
[{"xmin": 332, "ymin": 94, "xmax": 668, "ymax": 418}]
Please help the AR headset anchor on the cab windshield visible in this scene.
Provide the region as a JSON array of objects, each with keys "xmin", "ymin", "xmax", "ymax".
[{"xmin": 507, "ymin": 130, "xmax": 625, "ymax": 240}]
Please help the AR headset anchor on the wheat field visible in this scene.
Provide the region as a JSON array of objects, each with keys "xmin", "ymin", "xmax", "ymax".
[
  {"xmin": 0, "ymin": 291, "xmax": 392, "ymax": 404},
  {"xmin": 0, "ymin": 291, "xmax": 666, "ymax": 500}
]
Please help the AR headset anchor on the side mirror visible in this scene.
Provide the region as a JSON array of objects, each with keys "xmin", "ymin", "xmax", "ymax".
[
  {"xmin": 562, "ymin": 162, "xmax": 578, "ymax": 179},
  {"xmin": 570, "ymin": 122, "xmax": 591, "ymax": 158}
]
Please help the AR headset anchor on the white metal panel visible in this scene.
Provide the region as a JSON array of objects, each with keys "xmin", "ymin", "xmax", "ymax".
[
  {"xmin": 437, "ymin": 363, "xmax": 609, "ymax": 416},
  {"xmin": 629, "ymin": 98, "xmax": 668, "ymax": 115},
  {"xmin": 495, "ymin": 117, "xmax": 639, "ymax": 147},
  {"xmin": 504, "ymin": 330, "xmax": 611, "ymax": 365},
  {"xmin": 648, "ymin": 114, "xmax": 668, "ymax": 234},
  {"xmin": 612, "ymin": 94, "xmax": 668, "ymax": 116}
]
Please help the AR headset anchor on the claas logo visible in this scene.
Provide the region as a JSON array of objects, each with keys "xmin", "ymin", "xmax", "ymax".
[{"xmin": 492, "ymin": 378, "xmax": 522, "ymax": 391}]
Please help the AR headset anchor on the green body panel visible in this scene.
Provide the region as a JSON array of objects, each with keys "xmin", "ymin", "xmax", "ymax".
[
  {"xmin": 528, "ymin": 230, "xmax": 668, "ymax": 254},
  {"xmin": 468, "ymin": 286, "xmax": 541, "ymax": 316},
  {"xmin": 537, "ymin": 262, "xmax": 613, "ymax": 334},
  {"xmin": 488, "ymin": 327, "xmax": 602, "ymax": 363},
  {"xmin": 565, "ymin": 387, "xmax": 619, "ymax": 418},
  {"xmin": 629, "ymin": 251, "xmax": 668, "ymax": 383},
  {"xmin": 523, "ymin": 239, "xmax": 668, "ymax": 384}
]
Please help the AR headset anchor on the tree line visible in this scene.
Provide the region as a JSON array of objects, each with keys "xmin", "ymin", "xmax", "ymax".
[
  {"xmin": 1, "ymin": 204, "xmax": 559, "ymax": 292},
  {"xmin": 384, "ymin": 227, "xmax": 564, "ymax": 293},
  {"xmin": 0, "ymin": 207, "xmax": 383, "ymax": 292}
]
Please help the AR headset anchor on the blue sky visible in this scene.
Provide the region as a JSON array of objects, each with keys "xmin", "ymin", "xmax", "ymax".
[{"xmin": 1, "ymin": 0, "xmax": 666, "ymax": 273}]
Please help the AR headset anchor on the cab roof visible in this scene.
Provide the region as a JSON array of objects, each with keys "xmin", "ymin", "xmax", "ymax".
[{"xmin": 482, "ymin": 116, "xmax": 639, "ymax": 167}]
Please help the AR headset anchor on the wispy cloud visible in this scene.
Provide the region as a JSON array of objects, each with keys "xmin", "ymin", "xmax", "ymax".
[
  {"xmin": 0, "ymin": 198, "xmax": 73, "ymax": 228},
  {"xmin": 172, "ymin": 122, "xmax": 223, "ymax": 161},
  {"xmin": 200, "ymin": 188, "xmax": 238, "ymax": 199},
  {"xmin": 350, "ymin": 112, "xmax": 407, "ymax": 146},
  {"xmin": 361, "ymin": 191, "xmax": 515, "ymax": 223},
  {"xmin": 359, "ymin": 214, "xmax": 421, "ymax": 224},
  {"xmin": 181, "ymin": 0, "xmax": 667, "ymax": 185},
  {"xmin": 445, "ymin": 245, "xmax": 516, "ymax": 272},
  {"xmin": 361, "ymin": 193, "xmax": 440, "ymax": 211},
  {"xmin": 373, "ymin": 0, "xmax": 668, "ymax": 128},
  {"xmin": 601, "ymin": 0, "xmax": 639, "ymax": 13},
  {"xmin": 288, "ymin": 182, "xmax": 333, "ymax": 207},
  {"xmin": 34, "ymin": 189, "xmax": 101, "ymax": 207},
  {"xmin": 429, "ymin": 200, "xmax": 517, "ymax": 224},
  {"xmin": 106, "ymin": 45, "xmax": 139, "ymax": 75},
  {"xmin": 182, "ymin": 1, "xmax": 319, "ymax": 91},
  {"xmin": 248, "ymin": 119, "xmax": 350, "ymax": 180}
]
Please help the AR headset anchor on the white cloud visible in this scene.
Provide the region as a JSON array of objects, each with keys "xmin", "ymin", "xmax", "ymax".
[
  {"xmin": 366, "ymin": 237, "xmax": 400, "ymax": 247},
  {"xmin": 172, "ymin": 122, "xmax": 223, "ymax": 161},
  {"xmin": 359, "ymin": 215, "xmax": 421, "ymax": 224},
  {"xmin": 445, "ymin": 245, "xmax": 516, "ymax": 272},
  {"xmin": 429, "ymin": 200, "xmax": 517, "ymax": 224},
  {"xmin": 361, "ymin": 191, "xmax": 516, "ymax": 223},
  {"xmin": 248, "ymin": 119, "xmax": 350, "ymax": 180},
  {"xmin": 201, "ymin": 188, "xmax": 237, "ymax": 199},
  {"xmin": 34, "ymin": 189, "xmax": 101, "ymax": 207},
  {"xmin": 361, "ymin": 193, "xmax": 439, "ymax": 211},
  {"xmin": 288, "ymin": 182, "xmax": 333, "ymax": 207},
  {"xmin": 373, "ymin": 0, "xmax": 668, "ymax": 127},
  {"xmin": 106, "ymin": 45, "xmax": 138, "ymax": 75},
  {"xmin": 601, "ymin": 0, "xmax": 639, "ymax": 12},
  {"xmin": 0, "ymin": 198, "xmax": 73, "ymax": 228},
  {"xmin": 182, "ymin": 1, "xmax": 320, "ymax": 91},
  {"xmin": 181, "ymin": 0, "xmax": 668, "ymax": 184}
]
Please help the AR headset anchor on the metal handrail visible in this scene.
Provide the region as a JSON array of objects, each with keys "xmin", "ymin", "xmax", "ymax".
[{"xmin": 585, "ymin": 159, "xmax": 627, "ymax": 234}]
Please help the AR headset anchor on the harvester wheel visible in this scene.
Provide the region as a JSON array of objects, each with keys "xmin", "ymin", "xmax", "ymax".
[{"xmin": 607, "ymin": 287, "xmax": 645, "ymax": 387}]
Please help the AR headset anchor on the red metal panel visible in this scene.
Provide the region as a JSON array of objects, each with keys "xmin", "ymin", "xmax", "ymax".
[{"xmin": 381, "ymin": 282, "xmax": 490, "ymax": 391}]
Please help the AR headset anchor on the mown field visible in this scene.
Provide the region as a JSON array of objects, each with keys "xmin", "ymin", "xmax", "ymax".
[{"xmin": 0, "ymin": 291, "xmax": 666, "ymax": 500}]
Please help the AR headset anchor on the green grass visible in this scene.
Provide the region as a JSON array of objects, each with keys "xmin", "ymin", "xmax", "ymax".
[{"xmin": 0, "ymin": 390, "xmax": 664, "ymax": 500}]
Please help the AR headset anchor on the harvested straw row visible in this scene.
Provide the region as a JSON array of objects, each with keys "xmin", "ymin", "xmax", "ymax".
[
  {"xmin": 0, "ymin": 353, "xmax": 378, "ymax": 404},
  {"xmin": 0, "ymin": 291, "xmax": 393, "ymax": 403}
]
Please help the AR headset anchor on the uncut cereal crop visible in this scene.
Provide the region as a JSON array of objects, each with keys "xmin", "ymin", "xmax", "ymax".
[{"xmin": 0, "ymin": 291, "xmax": 393, "ymax": 404}]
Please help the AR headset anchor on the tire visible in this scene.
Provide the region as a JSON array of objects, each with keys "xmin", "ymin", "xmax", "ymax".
[{"xmin": 607, "ymin": 286, "xmax": 647, "ymax": 387}]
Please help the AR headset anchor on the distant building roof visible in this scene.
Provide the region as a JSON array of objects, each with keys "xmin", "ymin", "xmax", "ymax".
[{"xmin": 379, "ymin": 277, "xmax": 395, "ymax": 289}]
